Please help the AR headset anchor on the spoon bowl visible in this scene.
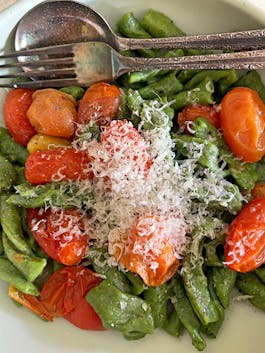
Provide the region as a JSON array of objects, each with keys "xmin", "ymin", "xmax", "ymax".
[{"xmin": 14, "ymin": 0, "xmax": 119, "ymax": 51}]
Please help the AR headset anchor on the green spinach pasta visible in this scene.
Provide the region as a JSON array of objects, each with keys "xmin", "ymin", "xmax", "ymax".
[{"xmin": 1, "ymin": 8, "xmax": 265, "ymax": 352}]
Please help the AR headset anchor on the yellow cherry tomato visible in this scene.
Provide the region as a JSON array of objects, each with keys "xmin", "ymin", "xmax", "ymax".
[{"xmin": 27, "ymin": 133, "xmax": 71, "ymax": 154}]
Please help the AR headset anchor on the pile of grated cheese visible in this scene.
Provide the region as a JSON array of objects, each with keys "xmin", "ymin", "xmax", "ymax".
[{"xmin": 68, "ymin": 111, "xmax": 236, "ymax": 268}]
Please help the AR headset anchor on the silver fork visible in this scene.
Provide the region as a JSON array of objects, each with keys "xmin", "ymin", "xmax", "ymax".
[{"xmin": 1, "ymin": 40, "xmax": 265, "ymax": 88}]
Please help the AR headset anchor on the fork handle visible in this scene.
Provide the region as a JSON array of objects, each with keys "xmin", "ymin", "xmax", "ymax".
[
  {"xmin": 117, "ymin": 49, "xmax": 265, "ymax": 72},
  {"xmin": 117, "ymin": 28, "xmax": 265, "ymax": 51}
]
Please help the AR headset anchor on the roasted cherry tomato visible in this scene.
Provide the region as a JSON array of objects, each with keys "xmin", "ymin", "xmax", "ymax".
[
  {"xmin": 100, "ymin": 119, "xmax": 143, "ymax": 144},
  {"xmin": 27, "ymin": 89, "xmax": 77, "ymax": 138},
  {"xmin": 27, "ymin": 133, "xmax": 71, "ymax": 154},
  {"xmin": 77, "ymin": 82, "xmax": 121, "ymax": 125},
  {"xmin": 27, "ymin": 208, "xmax": 89, "ymax": 266},
  {"xmin": 3, "ymin": 88, "xmax": 36, "ymax": 146},
  {"xmin": 220, "ymin": 87, "xmax": 265, "ymax": 162},
  {"xmin": 225, "ymin": 197, "xmax": 265, "ymax": 272},
  {"xmin": 39, "ymin": 266, "xmax": 102, "ymax": 318},
  {"xmin": 25, "ymin": 147, "xmax": 93, "ymax": 184},
  {"xmin": 177, "ymin": 103, "xmax": 220, "ymax": 130},
  {"xmin": 109, "ymin": 215, "xmax": 185, "ymax": 286},
  {"xmin": 99, "ymin": 119, "xmax": 152, "ymax": 175}
]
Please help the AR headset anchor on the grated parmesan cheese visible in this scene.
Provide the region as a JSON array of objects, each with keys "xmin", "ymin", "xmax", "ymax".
[
  {"xmin": 59, "ymin": 116, "xmax": 237, "ymax": 271},
  {"xmin": 41, "ymin": 88, "xmax": 243, "ymax": 275}
]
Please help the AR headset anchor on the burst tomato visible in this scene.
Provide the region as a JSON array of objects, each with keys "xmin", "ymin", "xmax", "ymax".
[
  {"xmin": 225, "ymin": 198, "xmax": 265, "ymax": 272},
  {"xmin": 39, "ymin": 267, "xmax": 102, "ymax": 322},
  {"xmin": 3, "ymin": 88, "xmax": 36, "ymax": 146},
  {"xmin": 25, "ymin": 147, "xmax": 93, "ymax": 184},
  {"xmin": 27, "ymin": 208, "xmax": 89, "ymax": 266},
  {"xmin": 99, "ymin": 119, "xmax": 152, "ymax": 174},
  {"xmin": 177, "ymin": 103, "xmax": 220, "ymax": 130},
  {"xmin": 109, "ymin": 215, "xmax": 186, "ymax": 286},
  {"xmin": 77, "ymin": 82, "xmax": 121, "ymax": 125},
  {"xmin": 220, "ymin": 87, "xmax": 265, "ymax": 162},
  {"xmin": 26, "ymin": 89, "xmax": 77, "ymax": 138}
]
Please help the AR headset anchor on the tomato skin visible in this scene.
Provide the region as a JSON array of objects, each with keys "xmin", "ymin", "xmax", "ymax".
[
  {"xmin": 3, "ymin": 88, "xmax": 36, "ymax": 146},
  {"xmin": 39, "ymin": 267, "xmax": 102, "ymax": 318},
  {"xmin": 220, "ymin": 87, "xmax": 265, "ymax": 162},
  {"xmin": 177, "ymin": 104, "xmax": 220, "ymax": 130},
  {"xmin": 8, "ymin": 285, "xmax": 53, "ymax": 321},
  {"xmin": 77, "ymin": 82, "xmax": 121, "ymax": 125},
  {"xmin": 25, "ymin": 147, "xmax": 93, "ymax": 184},
  {"xmin": 64, "ymin": 296, "xmax": 105, "ymax": 330},
  {"xmin": 225, "ymin": 198, "xmax": 265, "ymax": 272},
  {"xmin": 27, "ymin": 208, "xmax": 89, "ymax": 266}
]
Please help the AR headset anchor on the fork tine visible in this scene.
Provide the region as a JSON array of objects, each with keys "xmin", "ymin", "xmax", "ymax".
[
  {"xmin": 0, "ymin": 67, "xmax": 76, "ymax": 79},
  {"xmin": 0, "ymin": 57, "xmax": 74, "ymax": 69},
  {"xmin": 0, "ymin": 43, "xmax": 75, "ymax": 60},
  {"xmin": 0, "ymin": 43, "xmax": 77, "ymax": 88},
  {"xmin": 0, "ymin": 78, "xmax": 80, "ymax": 89}
]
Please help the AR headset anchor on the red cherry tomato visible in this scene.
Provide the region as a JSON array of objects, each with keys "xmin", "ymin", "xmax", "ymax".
[
  {"xmin": 100, "ymin": 119, "xmax": 143, "ymax": 144},
  {"xmin": 110, "ymin": 215, "xmax": 183, "ymax": 286},
  {"xmin": 39, "ymin": 267, "xmax": 102, "ymax": 318},
  {"xmin": 27, "ymin": 208, "xmax": 89, "ymax": 266},
  {"xmin": 99, "ymin": 119, "xmax": 152, "ymax": 174},
  {"xmin": 3, "ymin": 88, "xmax": 36, "ymax": 146},
  {"xmin": 220, "ymin": 87, "xmax": 265, "ymax": 162},
  {"xmin": 64, "ymin": 296, "xmax": 105, "ymax": 330},
  {"xmin": 77, "ymin": 82, "xmax": 121, "ymax": 125},
  {"xmin": 225, "ymin": 198, "xmax": 265, "ymax": 272},
  {"xmin": 177, "ymin": 104, "xmax": 220, "ymax": 130},
  {"xmin": 25, "ymin": 147, "xmax": 93, "ymax": 184}
]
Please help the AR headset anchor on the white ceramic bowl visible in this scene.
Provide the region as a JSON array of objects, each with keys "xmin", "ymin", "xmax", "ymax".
[{"xmin": 1, "ymin": 1, "xmax": 265, "ymax": 353}]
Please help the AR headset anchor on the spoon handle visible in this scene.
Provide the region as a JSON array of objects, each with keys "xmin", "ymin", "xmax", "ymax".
[{"xmin": 117, "ymin": 28, "xmax": 265, "ymax": 51}]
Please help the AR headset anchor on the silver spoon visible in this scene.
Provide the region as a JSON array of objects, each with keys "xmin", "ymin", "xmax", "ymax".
[
  {"xmin": 14, "ymin": 0, "xmax": 120, "ymax": 51},
  {"xmin": 14, "ymin": 0, "xmax": 265, "ymax": 53}
]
